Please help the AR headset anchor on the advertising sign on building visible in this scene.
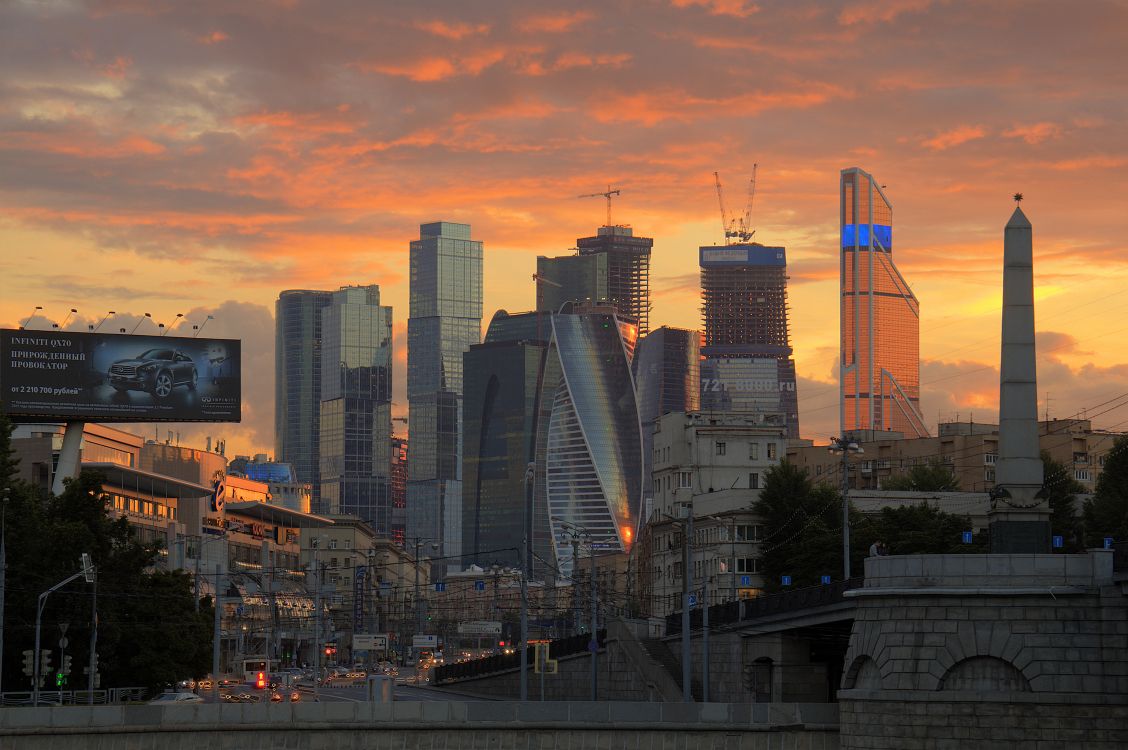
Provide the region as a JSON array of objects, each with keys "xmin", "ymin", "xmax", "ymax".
[{"xmin": 0, "ymin": 329, "xmax": 240, "ymax": 423}]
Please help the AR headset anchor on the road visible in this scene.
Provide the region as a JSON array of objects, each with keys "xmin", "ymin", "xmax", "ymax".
[{"xmin": 306, "ymin": 683, "xmax": 489, "ymax": 702}]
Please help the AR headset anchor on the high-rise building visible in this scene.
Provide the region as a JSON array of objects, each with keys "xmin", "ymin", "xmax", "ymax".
[
  {"xmin": 839, "ymin": 168, "xmax": 928, "ymax": 438},
  {"xmin": 699, "ymin": 244, "xmax": 799, "ymax": 438},
  {"xmin": 532, "ymin": 307, "xmax": 644, "ymax": 580},
  {"xmin": 576, "ymin": 226, "xmax": 652, "ymax": 335},
  {"xmin": 406, "ymin": 221, "xmax": 483, "ymax": 567},
  {"xmin": 461, "ymin": 310, "xmax": 550, "ymax": 572},
  {"xmin": 535, "ymin": 253, "xmax": 609, "ymax": 314},
  {"xmin": 633, "ymin": 326, "xmax": 701, "ymax": 495},
  {"xmin": 276, "ymin": 289, "xmax": 333, "ymax": 510},
  {"xmin": 390, "ymin": 436, "xmax": 408, "ymax": 547},
  {"xmin": 318, "ymin": 285, "xmax": 396, "ymax": 532}
]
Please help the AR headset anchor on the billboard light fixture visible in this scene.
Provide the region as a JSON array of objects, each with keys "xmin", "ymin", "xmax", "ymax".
[
  {"xmin": 59, "ymin": 309, "xmax": 78, "ymax": 329},
  {"xmin": 193, "ymin": 315, "xmax": 215, "ymax": 338},
  {"xmin": 130, "ymin": 313, "xmax": 152, "ymax": 335},
  {"xmin": 20, "ymin": 306, "xmax": 43, "ymax": 330},
  {"xmin": 162, "ymin": 313, "xmax": 185, "ymax": 336},
  {"xmin": 93, "ymin": 311, "xmax": 116, "ymax": 333}
]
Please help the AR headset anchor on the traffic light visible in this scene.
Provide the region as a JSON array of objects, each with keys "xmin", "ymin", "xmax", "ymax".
[
  {"xmin": 55, "ymin": 672, "xmax": 65, "ymax": 688},
  {"xmin": 255, "ymin": 672, "xmax": 266, "ymax": 689},
  {"xmin": 61, "ymin": 655, "xmax": 73, "ymax": 676},
  {"xmin": 22, "ymin": 650, "xmax": 34, "ymax": 677},
  {"xmin": 39, "ymin": 650, "xmax": 52, "ymax": 676},
  {"xmin": 498, "ymin": 640, "xmax": 507, "ymax": 648}
]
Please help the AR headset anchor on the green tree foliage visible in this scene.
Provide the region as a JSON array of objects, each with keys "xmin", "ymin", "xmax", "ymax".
[
  {"xmin": 881, "ymin": 460, "xmax": 961, "ymax": 491},
  {"xmin": 1041, "ymin": 451, "xmax": 1085, "ymax": 552},
  {"xmin": 1082, "ymin": 435, "xmax": 1128, "ymax": 547},
  {"xmin": 0, "ymin": 416, "xmax": 212, "ymax": 692},
  {"xmin": 856, "ymin": 503, "xmax": 984, "ymax": 556}
]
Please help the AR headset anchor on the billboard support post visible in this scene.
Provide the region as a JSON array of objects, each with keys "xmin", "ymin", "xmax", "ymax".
[{"xmin": 51, "ymin": 421, "xmax": 85, "ymax": 496}]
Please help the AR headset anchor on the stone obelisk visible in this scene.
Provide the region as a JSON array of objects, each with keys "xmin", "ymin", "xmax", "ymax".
[{"xmin": 988, "ymin": 200, "xmax": 1050, "ymax": 552}]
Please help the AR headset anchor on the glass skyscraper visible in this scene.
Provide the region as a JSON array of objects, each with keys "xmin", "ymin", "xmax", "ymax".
[
  {"xmin": 840, "ymin": 168, "xmax": 928, "ymax": 437},
  {"xmin": 535, "ymin": 252, "xmax": 609, "ymax": 315},
  {"xmin": 319, "ymin": 285, "xmax": 396, "ymax": 532},
  {"xmin": 461, "ymin": 310, "xmax": 550, "ymax": 573},
  {"xmin": 699, "ymin": 244, "xmax": 799, "ymax": 438},
  {"xmin": 633, "ymin": 326, "xmax": 701, "ymax": 493},
  {"xmin": 406, "ymin": 221, "xmax": 483, "ymax": 568},
  {"xmin": 275, "ymin": 289, "xmax": 333, "ymax": 511},
  {"xmin": 532, "ymin": 307, "xmax": 644, "ymax": 580}
]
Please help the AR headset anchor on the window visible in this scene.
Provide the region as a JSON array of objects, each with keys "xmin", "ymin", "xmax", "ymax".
[
  {"xmin": 984, "ymin": 468, "xmax": 995, "ymax": 482},
  {"xmin": 1075, "ymin": 469, "xmax": 1091, "ymax": 482},
  {"xmin": 749, "ymin": 473, "xmax": 760, "ymax": 490},
  {"xmin": 677, "ymin": 471, "xmax": 692, "ymax": 488},
  {"xmin": 749, "ymin": 443, "xmax": 759, "ymax": 461},
  {"xmin": 767, "ymin": 443, "xmax": 777, "ymax": 460},
  {"xmin": 344, "ymin": 539, "xmax": 351, "ymax": 550},
  {"xmin": 736, "ymin": 524, "xmax": 762, "ymax": 542},
  {"xmin": 328, "ymin": 539, "xmax": 338, "ymax": 550},
  {"xmin": 736, "ymin": 558, "xmax": 760, "ymax": 573},
  {"xmin": 716, "ymin": 441, "xmax": 727, "ymax": 456},
  {"xmin": 984, "ymin": 453, "xmax": 998, "ymax": 465}
]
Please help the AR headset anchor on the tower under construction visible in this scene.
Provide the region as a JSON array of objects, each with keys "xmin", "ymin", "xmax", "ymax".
[{"xmin": 576, "ymin": 226, "xmax": 652, "ymax": 335}]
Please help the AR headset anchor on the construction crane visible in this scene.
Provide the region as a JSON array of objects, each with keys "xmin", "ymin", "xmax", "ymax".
[
  {"xmin": 713, "ymin": 165, "xmax": 757, "ymax": 244},
  {"xmin": 578, "ymin": 185, "xmax": 621, "ymax": 227}
]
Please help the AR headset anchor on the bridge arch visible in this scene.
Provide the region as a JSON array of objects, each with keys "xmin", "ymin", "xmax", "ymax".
[
  {"xmin": 938, "ymin": 656, "xmax": 1030, "ymax": 692},
  {"xmin": 842, "ymin": 655, "xmax": 882, "ymax": 690}
]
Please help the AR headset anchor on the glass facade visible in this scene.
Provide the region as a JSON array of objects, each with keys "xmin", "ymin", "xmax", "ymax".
[
  {"xmin": 576, "ymin": 225, "xmax": 653, "ymax": 334},
  {"xmin": 633, "ymin": 326, "xmax": 701, "ymax": 491},
  {"xmin": 533, "ymin": 311, "xmax": 644, "ymax": 580},
  {"xmin": 461, "ymin": 310, "xmax": 549, "ymax": 572},
  {"xmin": 318, "ymin": 285, "xmax": 396, "ymax": 533},
  {"xmin": 535, "ymin": 253, "xmax": 609, "ymax": 315},
  {"xmin": 407, "ymin": 222, "xmax": 483, "ymax": 567},
  {"xmin": 699, "ymin": 244, "xmax": 799, "ymax": 438},
  {"xmin": 840, "ymin": 168, "xmax": 928, "ymax": 437},
  {"xmin": 275, "ymin": 289, "xmax": 333, "ymax": 509}
]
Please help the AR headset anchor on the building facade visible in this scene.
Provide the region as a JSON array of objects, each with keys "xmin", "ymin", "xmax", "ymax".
[
  {"xmin": 276, "ymin": 289, "xmax": 333, "ymax": 510},
  {"xmin": 461, "ymin": 310, "xmax": 550, "ymax": 572},
  {"xmin": 318, "ymin": 285, "xmax": 396, "ymax": 535},
  {"xmin": 840, "ymin": 167, "xmax": 928, "ymax": 438},
  {"xmin": 576, "ymin": 225, "xmax": 652, "ymax": 335},
  {"xmin": 699, "ymin": 244, "xmax": 799, "ymax": 438},
  {"xmin": 406, "ymin": 222, "xmax": 483, "ymax": 568},
  {"xmin": 535, "ymin": 253, "xmax": 609, "ymax": 315}
]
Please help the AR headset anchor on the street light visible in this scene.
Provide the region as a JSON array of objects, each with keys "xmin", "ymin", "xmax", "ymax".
[
  {"xmin": 662, "ymin": 508, "xmax": 694, "ymax": 703},
  {"xmin": 829, "ymin": 436, "xmax": 864, "ymax": 580},
  {"xmin": 412, "ymin": 538, "xmax": 439, "ymax": 636},
  {"xmin": 553, "ymin": 518, "xmax": 598, "ymax": 701}
]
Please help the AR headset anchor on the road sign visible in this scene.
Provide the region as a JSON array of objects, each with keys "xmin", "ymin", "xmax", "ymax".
[
  {"xmin": 474, "ymin": 580, "xmax": 486, "ymax": 591},
  {"xmin": 687, "ymin": 593, "xmax": 698, "ymax": 607},
  {"xmin": 457, "ymin": 620, "xmax": 502, "ymax": 636},
  {"xmin": 1052, "ymin": 535, "xmax": 1064, "ymax": 549},
  {"xmin": 1105, "ymin": 537, "xmax": 1115, "ymax": 549},
  {"xmin": 353, "ymin": 634, "xmax": 388, "ymax": 651},
  {"xmin": 413, "ymin": 634, "xmax": 439, "ymax": 648},
  {"xmin": 781, "ymin": 575, "xmax": 792, "ymax": 586},
  {"xmin": 740, "ymin": 575, "xmax": 752, "ymax": 586},
  {"xmin": 820, "ymin": 575, "xmax": 832, "ymax": 585},
  {"xmin": 961, "ymin": 531, "xmax": 973, "ymax": 544},
  {"xmin": 434, "ymin": 582, "xmax": 446, "ymax": 592}
]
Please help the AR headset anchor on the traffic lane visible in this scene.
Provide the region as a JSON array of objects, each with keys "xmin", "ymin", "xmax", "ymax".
[{"xmin": 297, "ymin": 684, "xmax": 490, "ymax": 702}]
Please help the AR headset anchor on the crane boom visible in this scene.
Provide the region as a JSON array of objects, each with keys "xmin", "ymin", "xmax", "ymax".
[
  {"xmin": 737, "ymin": 163, "xmax": 757, "ymax": 243},
  {"xmin": 578, "ymin": 185, "xmax": 621, "ymax": 226},
  {"xmin": 713, "ymin": 172, "xmax": 729, "ymax": 243}
]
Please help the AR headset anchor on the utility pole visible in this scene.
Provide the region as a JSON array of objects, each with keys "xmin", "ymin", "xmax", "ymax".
[
  {"xmin": 87, "ymin": 567, "xmax": 97, "ymax": 704},
  {"xmin": 211, "ymin": 564, "xmax": 221, "ymax": 703},
  {"xmin": 589, "ymin": 542, "xmax": 597, "ymax": 701},
  {"xmin": 682, "ymin": 509, "xmax": 693, "ymax": 702},
  {"xmin": 0, "ymin": 490, "xmax": 7, "ymax": 696},
  {"xmin": 519, "ymin": 563, "xmax": 529, "ymax": 701},
  {"xmin": 829, "ymin": 437, "xmax": 863, "ymax": 579},
  {"xmin": 702, "ymin": 575, "xmax": 709, "ymax": 702},
  {"xmin": 34, "ymin": 561, "xmax": 92, "ymax": 706},
  {"xmin": 312, "ymin": 539, "xmax": 322, "ymax": 702}
]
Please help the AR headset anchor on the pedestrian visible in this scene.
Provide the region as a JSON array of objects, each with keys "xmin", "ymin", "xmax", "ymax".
[{"xmin": 869, "ymin": 540, "xmax": 883, "ymax": 557}]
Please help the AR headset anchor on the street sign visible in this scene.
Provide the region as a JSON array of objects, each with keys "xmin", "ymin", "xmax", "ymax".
[
  {"xmin": 781, "ymin": 575, "xmax": 792, "ymax": 586},
  {"xmin": 1052, "ymin": 535, "xmax": 1064, "ymax": 549},
  {"xmin": 474, "ymin": 580, "xmax": 486, "ymax": 591},
  {"xmin": 412, "ymin": 635, "xmax": 439, "ymax": 648},
  {"xmin": 434, "ymin": 582, "xmax": 446, "ymax": 592},
  {"xmin": 740, "ymin": 575, "xmax": 752, "ymax": 586},
  {"xmin": 961, "ymin": 531, "xmax": 973, "ymax": 544},
  {"xmin": 821, "ymin": 575, "xmax": 832, "ymax": 585},
  {"xmin": 457, "ymin": 620, "xmax": 502, "ymax": 636},
  {"xmin": 1105, "ymin": 537, "xmax": 1115, "ymax": 549},
  {"xmin": 687, "ymin": 593, "xmax": 698, "ymax": 607},
  {"xmin": 353, "ymin": 634, "xmax": 388, "ymax": 651}
]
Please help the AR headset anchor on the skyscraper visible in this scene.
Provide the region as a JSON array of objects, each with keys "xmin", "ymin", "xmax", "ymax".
[
  {"xmin": 840, "ymin": 167, "xmax": 928, "ymax": 437},
  {"xmin": 275, "ymin": 289, "xmax": 332, "ymax": 511},
  {"xmin": 461, "ymin": 310, "xmax": 550, "ymax": 572},
  {"xmin": 576, "ymin": 225, "xmax": 652, "ymax": 335},
  {"xmin": 319, "ymin": 285, "xmax": 396, "ymax": 532},
  {"xmin": 406, "ymin": 221, "xmax": 483, "ymax": 567},
  {"xmin": 699, "ymin": 244, "xmax": 799, "ymax": 438},
  {"xmin": 633, "ymin": 326, "xmax": 701, "ymax": 494},
  {"xmin": 535, "ymin": 253, "xmax": 609, "ymax": 314},
  {"xmin": 532, "ymin": 306, "xmax": 644, "ymax": 579}
]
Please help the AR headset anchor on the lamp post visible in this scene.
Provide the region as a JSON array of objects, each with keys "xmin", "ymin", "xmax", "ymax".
[
  {"xmin": 663, "ymin": 508, "xmax": 694, "ymax": 702},
  {"xmin": 192, "ymin": 534, "xmax": 228, "ymax": 613},
  {"xmin": 829, "ymin": 437, "xmax": 864, "ymax": 580},
  {"xmin": 412, "ymin": 537, "xmax": 439, "ymax": 636},
  {"xmin": 554, "ymin": 519, "xmax": 597, "ymax": 701}
]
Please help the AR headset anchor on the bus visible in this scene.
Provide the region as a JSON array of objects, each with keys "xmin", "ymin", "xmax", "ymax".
[{"xmin": 241, "ymin": 657, "xmax": 280, "ymax": 688}]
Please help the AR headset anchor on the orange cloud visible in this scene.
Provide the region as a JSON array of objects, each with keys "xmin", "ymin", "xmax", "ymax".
[
  {"xmin": 671, "ymin": 0, "xmax": 760, "ymax": 18},
  {"xmin": 101, "ymin": 56, "xmax": 132, "ymax": 79},
  {"xmin": 921, "ymin": 125, "xmax": 987, "ymax": 151},
  {"xmin": 547, "ymin": 51, "xmax": 631, "ymax": 73},
  {"xmin": 415, "ymin": 20, "xmax": 489, "ymax": 39},
  {"xmin": 198, "ymin": 30, "xmax": 229, "ymax": 45},
  {"xmin": 2, "ymin": 131, "xmax": 165, "ymax": 158},
  {"xmin": 839, "ymin": 0, "xmax": 931, "ymax": 25},
  {"xmin": 1049, "ymin": 154, "xmax": 1128, "ymax": 171},
  {"xmin": 368, "ymin": 56, "xmax": 459, "ymax": 82},
  {"xmin": 1004, "ymin": 122, "xmax": 1062, "ymax": 144},
  {"xmin": 516, "ymin": 11, "xmax": 593, "ymax": 33},
  {"xmin": 588, "ymin": 83, "xmax": 851, "ymax": 125}
]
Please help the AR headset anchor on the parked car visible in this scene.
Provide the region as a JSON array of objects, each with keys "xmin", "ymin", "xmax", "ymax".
[
  {"xmin": 290, "ymin": 691, "xmax": 301, "ymax": 702},
  {"xmin": 149, "ymin": 692, "xmax": 205, "ymax": 705},
  {"xmin": 108, "ymin": 348, "xmax": 198, "ymax": 399}
]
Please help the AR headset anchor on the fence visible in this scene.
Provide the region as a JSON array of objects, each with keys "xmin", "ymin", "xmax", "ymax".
[
  {"xmin": 666, "ymin": 578, "xmax": 864, "ymax": 635},
  {"xmin": 0, "ymin": 687, "xmax": 146, "ymax": 706},
  {"xmin": 433, "ymin": 630, "xmax": 606, "ymax": 683}
]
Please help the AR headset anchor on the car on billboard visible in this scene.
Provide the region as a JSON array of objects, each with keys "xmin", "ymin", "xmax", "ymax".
[{"xmin": 108, "ymin": 348, "xmax": 199, "ymax": 399}]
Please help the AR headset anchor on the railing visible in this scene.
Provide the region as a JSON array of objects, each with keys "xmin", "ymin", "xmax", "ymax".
[
  {"xmin": 433, "ymin": 630, "xmax": 606, "ymax": 683},
  {"xmin": 666, "ymin": 578, "xmax": 864, "ymax": 635},
  {"xmin": 0, "ymin": 687, "xmax": 146, "ymax": 706}
]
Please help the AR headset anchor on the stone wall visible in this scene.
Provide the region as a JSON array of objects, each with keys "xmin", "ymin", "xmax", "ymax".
[
  {"xmin": 0, "ymin": 701, "xmax": 841, "ymax": 750},
  {"xmin": 839, "ymin": 550, "xmax": 1128, "ymax": 748}
]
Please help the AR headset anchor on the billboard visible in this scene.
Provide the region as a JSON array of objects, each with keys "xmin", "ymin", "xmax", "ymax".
[{"xmin": 1, "ymin": 329, "xmax": 241, "ymax": 423}]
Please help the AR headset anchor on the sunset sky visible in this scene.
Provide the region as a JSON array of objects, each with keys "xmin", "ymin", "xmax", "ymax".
[{"xmin": 3, "ymin": 0, "xmax": 1127, "ymax": 458}]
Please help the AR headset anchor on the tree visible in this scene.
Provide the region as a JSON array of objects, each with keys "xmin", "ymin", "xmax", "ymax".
[
  {"xmin": 1083, "ymin": 435, "xmax": 1128, "ymax": 547},
  {"xmin": 881, "ymin": 460, "xmax": 961, "ymax": 491},
  {"xmin": 856, "ymin": 503, "xmax": 984, "ymax": 556},
  {"xmin": 1042, "ymin": 451, "xmax": 1085, "ymax": 552}
]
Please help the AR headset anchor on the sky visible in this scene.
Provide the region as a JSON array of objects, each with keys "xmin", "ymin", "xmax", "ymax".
[{"xmin": 2, "ymin": 0, "xmax": 1128, "ymax": 458}]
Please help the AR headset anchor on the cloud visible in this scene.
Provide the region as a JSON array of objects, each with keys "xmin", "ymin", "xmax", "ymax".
[
  {"xmin": 671, "ymin": 0, "xmax": 760, "ymax": 18},
  {"xmin": 515, "ymin": 11, "xmax": 593, "ymax": 33},
  {"xmin": 838, "ymin": 0, "xmax": 931, "ymax": 26},
  {"xmin": 1003, "ymin": 122, "xmax": 1062, "ymax": 144},
  {"xmin": 921, "ymin": 125, "xmax": 988, "ymax": 151},
  {"xmin": 415, "ymin": 20, "xmax": 490, "ymax": 39},
  {"xmin": 197, "ymin": 30, "xmax": 228, "ymax": 45}
]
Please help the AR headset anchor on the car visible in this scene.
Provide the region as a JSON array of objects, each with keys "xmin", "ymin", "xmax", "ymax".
[
  {"xmin": 149, "ymin": 692, "xmax": 205, "ymax": 705},
  {"xmin": 270, "ymin": 692, "xmax": 283, "ymax": 703},
  {"xmin": 108, "ymin": 348, "xmax": 198, "ymax": 400}
]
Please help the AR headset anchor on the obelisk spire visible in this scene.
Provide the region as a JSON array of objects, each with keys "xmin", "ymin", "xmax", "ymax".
[{"xmin": 989, "ymin": 199, "xmax": 1050, "ymax": 552}]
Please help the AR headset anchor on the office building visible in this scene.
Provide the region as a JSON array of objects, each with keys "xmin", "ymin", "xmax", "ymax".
[
  {"xmin": 227, "ymin": 454, "xmax": 313, "ymax": 513},
  {"xmin": 461, "ymin": 310, "xmax": 550, "ymax": 572},
  {"xmin": 840, "ymin": 167, "xmax": 928, "ymax": 437},
  {"xmin": 633, "ymin": 326, "xmax": 701, "ymax": 496},
  {"xmin": 699, "ymin": 244, "xmax": 799, "ymax": 438},
  {"xmin": 576, "ymin": 225, "xmax": 652, "ymax": 335},
  {"xmin": 532, "ymin": 307, "xmax": 644, "ymax": 580},
  {"xmin": 389, "ymin": 437, "xmax": 408, "ymax": 546},
  {"xmin": 276, "ymin": 289, "xmax": 333, "ymax": 510},
  {"xmin": 319, "ymin": 285, "xmax": 396, "ymax": 535},
  {"xmin": 406, "ymin": 222, "xmax": 483, "ymax": 568},
  {"xmin": 535, "ymin": 253, "xmax": 609, "ymax": 314}
]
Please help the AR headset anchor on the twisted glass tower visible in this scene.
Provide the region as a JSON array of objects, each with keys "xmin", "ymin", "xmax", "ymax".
[{"xmin": 840, "ymin": 167, "xmax": 928, "ymax": 437}]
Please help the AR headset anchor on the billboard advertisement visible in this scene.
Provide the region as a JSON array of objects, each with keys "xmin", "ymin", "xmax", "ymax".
[{"xmin": 0, "ymin": 329, "xmax": 241, "ymax": 423}]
